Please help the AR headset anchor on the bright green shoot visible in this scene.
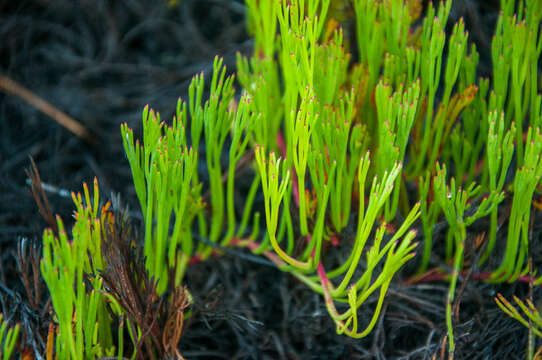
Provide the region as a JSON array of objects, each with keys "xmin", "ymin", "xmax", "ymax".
[
  {"xmin": 416, "ymin": 171, "xmax": 441, "ymax": 274},
  {"xmin": 375, "ymin": 79, "xmax": 420, "ymax": 221},
  {"xmin": 317, "ymin": 153, "xmax": 420, "ymax": 296},
  {"xmin": 41, "ymin": 180, "xmax": 115, "ymax": 359},
  {"xmin": 311, "ymin": 88, "xmax": 364, "ymax": 232},
  {"xmin": 256, "ymin": 149, "xmax": 420, "ymax": 337},
  {"xmin": 433, "ymin": 164, "xmax": 503, "ymax": 357},
  {"xmin": 236, "ymin": 53, "xmax": 282, "ymax": 151},
  {"xmin": 224, "ymin": 93, "xmax": 258, "ymax": 245},
  {"xmin": 0, "ymin": 314, "xmax": 19, "ymax": 360},
  {"xmin": 286, "ymin": 87, "xmax": 317, "ymax": 236},
  {"xmin": 491, "ymin": 127, "xmax": 542, "ymax": 283},
  {"xmin": 314, "ymin": 153, "xmax": 420, "ymax": 338},
  {"xmin": 480, "ymin": 111, "xmax": 516, "ymax": 265},
  {"xmin": 198, "ymin": 56, "xmax": 236, "ymax": 251},
  {"xmin": 122, "ymin": 56, "xmax": 262, "ymax": 288},
  {"xmin": 255, "ymin": 143, "xmax": 336, "ymax": 273},
  {"xmin": 495, "ymin": 293, "xmax": 542, "ymax": 359},
  {"xmin": 491, "ymin": 0, "xmax": 542, "ymax": 165},
  {"xmin": 254, "ymin": 147, "xmax": 296, "ymax": 267},
  {"xmin": 122, "ymin": 106, "xmax": 199, "ymax": 293}
]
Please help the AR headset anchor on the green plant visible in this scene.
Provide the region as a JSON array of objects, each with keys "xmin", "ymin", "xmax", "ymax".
[
  {"xmin": 37, "ymin": 0, "xmax": 542, "ymax": 358},
  {"xmin": 490, "ymin": 127, "xmax": 542, "ymax": 283},
  {"xmin": 40, "ymin": 180, "xmax": 190, "ymax": 359},
  {"xmin": 121, "ymin": 56, "xmax": 261, "ymax": 293},
  {"xmin": 495, "ymin": 292, "xmax": 542, "ymax": 359},
  {"xmin": 432, "ymin": 163, "xmax": 503, "ymax": 356},
  {"xmin": 0, "ymin": 314, "xmax": 19, "ymax": 360},
  {"xmin": 41, "ymin": 180, "xmax": 114, "ymax": 359}
]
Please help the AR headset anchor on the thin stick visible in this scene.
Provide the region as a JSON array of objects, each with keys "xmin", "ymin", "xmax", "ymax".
[{"xmin": 0, "ymin": 73, "xmax": 95, "ymax": 144}]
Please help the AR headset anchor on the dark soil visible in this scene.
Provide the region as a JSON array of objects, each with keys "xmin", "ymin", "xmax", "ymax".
[{"xmin": 0, "ymin": 0, "xmax": 539, "ymax": 359}]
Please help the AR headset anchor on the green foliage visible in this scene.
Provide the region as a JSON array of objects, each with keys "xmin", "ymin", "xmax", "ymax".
[
  {"xmin": 374, "ymin": 79, "xmax": 420, "ymax": 220},
  {"xmin": 39, "ymin": 0, "xmax": 542, "ymax": 358},
  {"xmin": 313, "ymin": 156, "xmax": 420, "ymax": 338},
  {"xmin": 491, "ymin": 127, "xmax": 542, "ymax": 283},
  {"xmin": 0, "ymin": 314, "xmax": 19, "ymax": 360},
  {"xmin": 495, "ymin": 292, "xmax": 542, "ymax": 359},
  {"xmin": 479, "ymin": 111, "xmax": 515, "ymax": 265},
  {"xmin": 433, "ymin": 164, "xmax": 503, "ymax": 354},
  {"xmin": 41, "ymin": 180, "xmax": 115, "ymax": 359},
  {"xmin": 121, "ymin": 56, "xmax": 261, "ymax": 292},
  {"xmin": 40, "ymin": 180, "xmax": 192, "ymax": 359},
  {"xmin": 122, "ymin": 105, "xmax": 200, "ymax": 293}
]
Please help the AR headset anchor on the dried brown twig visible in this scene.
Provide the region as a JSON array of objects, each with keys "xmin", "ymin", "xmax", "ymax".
[
  {"xmin": 16, "ymin": 238, "xmax": 42, "ymax": 311},
  {"xmin": 98, "ymin": 204, "xmax": 190, "ymax": 360},
  {"xmin": 0, "ymin": 73, "xmax": 95, "ymax": 144},
  {"xmin": 25, "ymin": 157, "xmax": 58, "ymax": 234}
]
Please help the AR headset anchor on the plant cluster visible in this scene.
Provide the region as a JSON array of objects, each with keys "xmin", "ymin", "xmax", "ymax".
[
  {"xmin": 13, "ymin": 0, "xmax": 542, "ymax": 358},
  {"xmin": 0, "ymin": 314, "xmax": 19, "ymax": 360}
]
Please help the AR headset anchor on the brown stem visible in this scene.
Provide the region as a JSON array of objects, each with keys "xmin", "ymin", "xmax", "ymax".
[{"xmin": 0, "ymin": 73, "xmax": 95, "ymax": 144}]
